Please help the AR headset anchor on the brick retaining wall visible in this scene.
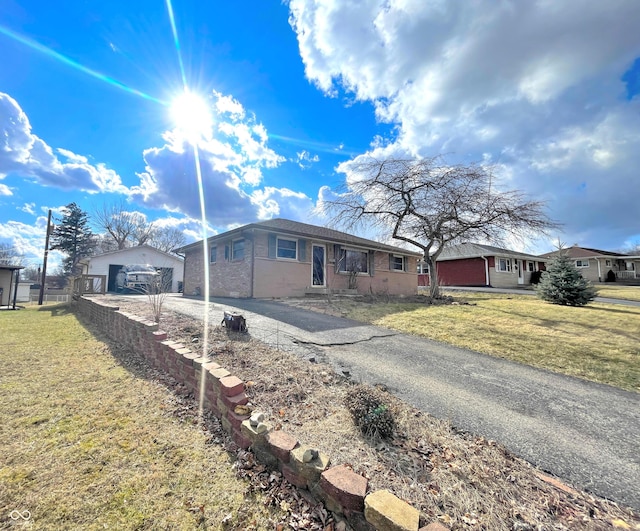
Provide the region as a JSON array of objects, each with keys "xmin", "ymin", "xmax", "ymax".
[{"xmin": 75, "ymin": 296, "xmax": 444, "ymax": 531}]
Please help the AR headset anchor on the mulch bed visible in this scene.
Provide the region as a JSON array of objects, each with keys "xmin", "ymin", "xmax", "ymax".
[{"xmin": 97, "ymin": 296, "xmax": 640, "ymax": 530}]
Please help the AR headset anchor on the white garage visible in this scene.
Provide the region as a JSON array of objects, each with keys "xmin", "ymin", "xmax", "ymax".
[{"xmin": 79, "ymin": 245, "xmax": 184, "ymax": 293}]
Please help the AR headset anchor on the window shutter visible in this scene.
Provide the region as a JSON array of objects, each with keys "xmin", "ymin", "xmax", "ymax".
[
  {"xmin": 224, "ymin": 244, "xmax": 230, "ymax": 261},
  {"xmin": 369, "ymin": 251, "xmax": 375, "ymax": 276},
  {"xmin": 268, "ymin": 233, "xmax": 277, "ymax": 259},
  {"xmin": 389, "ymin": 253, "xmax": 393, "ymax": 271},
  {"xmin": 403, "ymin": 256, "xmax": 408, "ymax": 272},
  {"xmin": 298, "ymin": 239, "xmax": 307, "ymax": 261}
]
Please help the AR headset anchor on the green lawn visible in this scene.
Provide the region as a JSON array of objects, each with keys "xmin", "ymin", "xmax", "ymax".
[
  {"xmin": 0, "ymin": 305, "xmax": 286, "ymax": 530},
  {"xmin": 343, "ymin": 292, "xmax": 640, "ymax": 392}
]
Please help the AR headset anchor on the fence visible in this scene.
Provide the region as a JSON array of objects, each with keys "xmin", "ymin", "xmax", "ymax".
[
  {"xmin": 28, "ymin": 294, "xmax": 70, "ymax": 304},
  {"xmin": 72, "ymin": 275, "xmax": 107, "ymax": 298}
]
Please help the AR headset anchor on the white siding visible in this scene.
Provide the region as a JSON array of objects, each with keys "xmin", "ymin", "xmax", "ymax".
[{"xmin": 84, "ymin": 247, "xmax": 184, "ymax": 293}]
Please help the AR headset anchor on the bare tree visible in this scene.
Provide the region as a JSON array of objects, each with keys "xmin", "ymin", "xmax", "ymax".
[
  {"xmin": 147, "ymin": 227, "xmax": 187, "ymax": 254},
  {"xmin": 20, "ymin": 266, "xmax": 41, "ymax": 282},
  {"xmin": 94, "ymin": 201, "xmax": 153, "ymax": 250},
  {"xmin": 0, "ymin": 242, "xmax": 23, "ymax": 266},
  {"xmin": 327, "ymin": 157, "xmax": 558, "ymax": 298}
]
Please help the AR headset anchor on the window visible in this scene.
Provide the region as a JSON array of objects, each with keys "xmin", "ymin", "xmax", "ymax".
[
  {"xmin": 338, "ymin": 249, "xmax": 368, "ymax": 274},
  {"xmin": 575, "ymin": 259, "xmax": 589, "ymax": 268},
  {"xmin": 277, "ymin": 237, "xmax": 297, "ymax": 259},
  {"xmin": 605, "ymin": 259, "xmax": 611, "ymax": 267},
  {"xmin": 232, "ymin": 239, "xmax": 245, "ymax": 261},
  {"xmin": 417, "ymin": 262, "xmax": 429, "ymax": 275},
  {"xmin": 496, "ymin": 258, "xmax": 512, "ymax": 272},
  {"xmin": 527, "ymin": 261, "xmax": 535, "ymax": 272},
  {"xmin": 210, "ymin": 246, "xmax": 217, "ymax": 263},
  {"xmin": 391, "ymin": 255, "xmax": 405, "ymax": 271}
]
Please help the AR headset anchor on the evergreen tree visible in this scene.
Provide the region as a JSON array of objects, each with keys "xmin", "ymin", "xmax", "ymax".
[
  {"xmin": 535, "ymin": 252, "xmax": 596, "ymax": 306},
  {"xmin": 50, "ymin": 203, "xmax": 95, "ymax": 276}
]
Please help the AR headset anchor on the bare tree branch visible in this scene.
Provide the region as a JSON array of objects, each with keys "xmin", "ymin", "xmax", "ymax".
[{"xmin": 327, "ymin": 156, "xmax": 559, "ymax": 297}]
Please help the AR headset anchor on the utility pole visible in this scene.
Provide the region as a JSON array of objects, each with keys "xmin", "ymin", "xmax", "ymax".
[{"xmin": 38, "ymin": 210, "xmax": 53, "ymax": 306}]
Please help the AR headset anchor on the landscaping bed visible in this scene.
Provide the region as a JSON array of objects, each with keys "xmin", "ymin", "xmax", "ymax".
[{"xmin": 109, "ymin": 296, "xmax": 640, "ymax": 530}]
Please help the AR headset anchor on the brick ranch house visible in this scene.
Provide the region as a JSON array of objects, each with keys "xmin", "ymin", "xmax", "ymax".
[
  {"xmin": 176, "ymin": 218, "xmax": 422, "ymax": 298},
  {"xmin": 418, "ymin": 243, "xmax": 547, "ymax": 288},
  {"xmin": 540, "ymin": 245, "xmax": 640, "ymax": 283}
]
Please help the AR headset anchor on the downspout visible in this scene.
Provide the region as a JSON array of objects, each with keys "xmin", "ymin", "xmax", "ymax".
[
  {"xmin": 481, "ymin": 256, "xmax": 490, "ymax": 286},
  {"xmin": 596, "ymin": 258, "xmax": 602, "ymax": 282},
  {"xmin": 12, "ymin": 270, "xmax": 19, "ymax": 309}
]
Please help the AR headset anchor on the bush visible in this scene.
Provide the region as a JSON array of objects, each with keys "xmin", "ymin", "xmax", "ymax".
[
  {"xmin": 535, "ymin": 253, "xmax": 596, "ymax": 306},
  {"xmin": 529, "ymin": 270, "xmax": 543, "ymax": 285},
  {"xmin": 606, "ymin": 269, "xmax": 616, "ymax": 282},
  {"xmin": 344, "ymin": 385, "xmax": 396, "ymax": 439}
]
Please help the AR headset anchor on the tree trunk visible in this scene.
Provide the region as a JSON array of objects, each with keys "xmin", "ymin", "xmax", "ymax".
[{"xmin": 427, "ymin": 256, "xmax": 440, "ymax": 298}]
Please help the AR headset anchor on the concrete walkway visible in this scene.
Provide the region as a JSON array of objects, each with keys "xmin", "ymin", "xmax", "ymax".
[{"xmin": 156, "ymin": 294, "xmax": 640, "ymax": 511}]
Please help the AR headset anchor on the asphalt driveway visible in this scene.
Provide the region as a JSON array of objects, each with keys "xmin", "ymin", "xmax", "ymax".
[{"xmin": 158, "ymin": 294, "xmax": 640, "ymax": 511}]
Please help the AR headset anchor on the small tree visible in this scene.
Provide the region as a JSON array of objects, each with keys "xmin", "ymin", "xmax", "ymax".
[
  {"xmin": 50, "ymin": 203, "xmax": 95, "ymax": 276},
  {"xmin": 144, "ymin": 267, "xmax": 173, "ymax": 323},
  {"xmin": 536, "ymin": 252, "xmax": 596, "ymax": 306}
]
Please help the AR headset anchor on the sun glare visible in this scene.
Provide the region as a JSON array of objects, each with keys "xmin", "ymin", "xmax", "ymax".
[{"xmin": 169, "ymin": 90, "xmax": 213, "ymax": 142}]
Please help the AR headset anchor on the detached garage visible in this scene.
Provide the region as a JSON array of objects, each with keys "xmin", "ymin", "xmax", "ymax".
[{"xmin": 79, "ymin": 245, "xmax": 184, "ymax": 293}]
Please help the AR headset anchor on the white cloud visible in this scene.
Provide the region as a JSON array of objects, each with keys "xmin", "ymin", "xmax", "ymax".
[
  {"xmin": 295, "ymin": 150, "xmax": 320, "ymax": 169},
  {"xmin": 288, "ymin": 0, "xmax": 640, "ymax": 249},
  {"xmin": 20, "ymin": 202, "xmax": 36, "ymax": 215},
  {"xmin": 131, "ymin": 91, "xmax": 300, "ymax": 227},
  {"xmin": 0, "ymin": 216, "xmax": 65, "ymax": 269},
  {"xmin": 0, "ymin": 92, "xmax": 129, "ymax": 194}
]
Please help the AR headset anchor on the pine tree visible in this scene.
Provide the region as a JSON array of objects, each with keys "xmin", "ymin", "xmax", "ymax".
[
  {"xmin": 50, "ymin": 202, "xmax": 95, "ymax": 276},
  {"xmin": 535, "ymin": 252, "xmax": 596, "ymax": 306}
]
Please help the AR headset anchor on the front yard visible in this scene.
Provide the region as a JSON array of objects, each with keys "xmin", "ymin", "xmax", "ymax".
[
  {"xmin": 292, "ymin": 291, "xmax": 640, "ymax": 393},
  {"xmin": 0, "ymin": 305, "xmax": 289, "ymax": 530}
]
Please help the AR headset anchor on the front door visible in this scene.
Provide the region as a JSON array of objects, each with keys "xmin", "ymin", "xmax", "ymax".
[
  {"xmin": 312, "ymin": 244, "xmax": 325, "ymax": 287},
  {"xmin": 517, "ymin": 259, "xmax": 524, "ymax": 285}
]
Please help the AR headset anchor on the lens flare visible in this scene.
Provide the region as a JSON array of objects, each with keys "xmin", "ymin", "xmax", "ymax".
[
  {"xmin": 164, "ymin": 0, "xmax": 211, "ymax": 419},
  {"xmin": 0, "ymin": 24, "xmax": 162, "ymax": 104}
]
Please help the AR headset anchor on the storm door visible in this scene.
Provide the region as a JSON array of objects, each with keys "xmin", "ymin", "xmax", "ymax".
[{"xmin": 312, "ymin": 244, "xmax": 326, "ymax": 287}]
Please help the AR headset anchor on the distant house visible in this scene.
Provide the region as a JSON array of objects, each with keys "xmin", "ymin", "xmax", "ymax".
[
  {"xmin": 418, "ymin": 243, "xmax": 546, "ymax": 288},
  {"xmin": 540, "ymin": 245, "xmax": 640, "ymax": 283},
  {"xmin": 78, "ymin": 245, "xmax": 184, "ymax": 293},
  {"xmin": 176, "ymin": 218, "xmax": 421, "ymax": 298}
]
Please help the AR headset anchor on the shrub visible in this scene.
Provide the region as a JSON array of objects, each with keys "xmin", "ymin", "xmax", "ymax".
[
  {"xmin": 344, "ymin": 384, "xmax": 396, "ymax": 439},
  {"xmin": 606, "ymin": 269, "xmax": 616, "ymax": 282},
  {"xmin": 535, "ymin": 253, "xmax": 596, "ymax": 306},
  {"xmin": 529, "ymin": 270, "xmax": 543, "ymax": 285}
]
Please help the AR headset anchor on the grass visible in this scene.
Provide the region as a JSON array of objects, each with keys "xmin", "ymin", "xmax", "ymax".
[
  {"xmin": 0, "ymin": 305, "xmax": 286, "ymax": 530},
  {"xmin": 594, "ymin": 284, "xmax": 640, "ymax": 301},
  {"xmin": 341, "ymin": 292, "xmax": 640, "ymax": 393}
]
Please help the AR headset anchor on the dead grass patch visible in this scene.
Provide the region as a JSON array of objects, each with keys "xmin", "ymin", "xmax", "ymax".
[
  {"xmin": 0, "ymin": 305, "xmax": 295, "ymax": 530},
  {"xmin": 594, "ymin": 285, "xmax": 640, "ymax": 302},
  {"xmin": 109, "ymin": 297, "xmax": 640, "ymax": 530}
]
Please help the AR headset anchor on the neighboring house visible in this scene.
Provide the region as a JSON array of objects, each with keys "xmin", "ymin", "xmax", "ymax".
[
  {"xmin": 0, "ymin": 265, "xmax": 23, "ymax": 308},
  {"xmin": 540, "ymin": 245, "xmax": 640, "ymax": 283},
  {"xmin": 418, "ymin": 243, "xmax": 547, "ymax": 288},
  {"xmin": 176, "ymin": 218, "xmax": 421, "ymax": 298},
  {"xmin": 78, "ymin": 245, "xmax": 184, "ymax": 293}
]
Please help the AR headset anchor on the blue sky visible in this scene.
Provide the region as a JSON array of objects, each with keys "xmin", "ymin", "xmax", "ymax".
[{"xmin": 1, "ymin": 0, "xmax": 640, "ymax": 271}]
